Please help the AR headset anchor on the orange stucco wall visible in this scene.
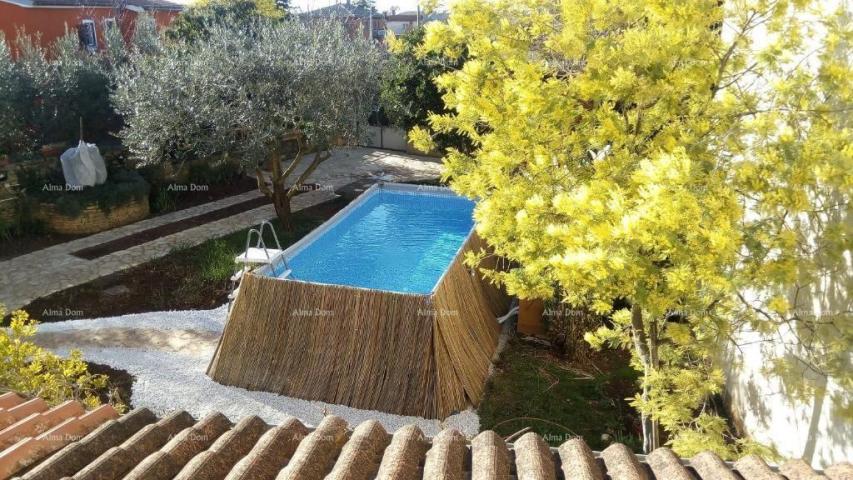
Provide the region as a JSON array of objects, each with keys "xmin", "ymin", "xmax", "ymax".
[{"xmin": 0, "ymin": 2, "xmax": 177, "ymax": 56}]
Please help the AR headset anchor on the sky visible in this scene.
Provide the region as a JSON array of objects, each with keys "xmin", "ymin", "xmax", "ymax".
[{"xmin": 294, "ymin": 0, "xmax": 424, "ymax": 14}]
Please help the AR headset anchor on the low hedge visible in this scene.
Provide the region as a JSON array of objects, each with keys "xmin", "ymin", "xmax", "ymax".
[{"xmin": 21, "ymin": 168, "xmax": 150, "ymax": 218}]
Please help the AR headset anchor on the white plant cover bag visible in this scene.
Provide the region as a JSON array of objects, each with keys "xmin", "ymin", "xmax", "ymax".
[{"xmin": 60, "ymin": 140, "xmax": 107, "ymax": 187}]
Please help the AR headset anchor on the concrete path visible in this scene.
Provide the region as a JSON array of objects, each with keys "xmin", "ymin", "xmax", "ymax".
[
  {"xmin": 0, "ymin": 148, "xmax": 442, "ymax": 311},
  {"xmin": 34, "ymin": 328, "xmax": 220, "ymax": 356}
]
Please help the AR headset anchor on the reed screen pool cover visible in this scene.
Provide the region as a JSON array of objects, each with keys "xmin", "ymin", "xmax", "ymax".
[
  {"xmin": 208, "ymin": 183, "xmax": 510, "ymax": 419},
  {"xmin": 271, "ymin": 188, "xmax": 475, "ymax": 293}
]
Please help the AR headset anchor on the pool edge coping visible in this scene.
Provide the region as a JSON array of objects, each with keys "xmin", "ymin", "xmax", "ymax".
[{"xmin": 255, "ymin": 182, "xmax": 476, "ymax": 296}]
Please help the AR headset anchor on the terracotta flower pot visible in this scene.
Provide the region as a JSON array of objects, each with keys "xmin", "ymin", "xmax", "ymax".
[{"xmin": 518, "ymin": 298, "xmax": 546, "ymax": 335}]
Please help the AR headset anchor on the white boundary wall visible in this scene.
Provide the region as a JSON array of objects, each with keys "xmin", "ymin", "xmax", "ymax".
[
  {"xmin": 724, "ymin": 324, "xmax": 852, "ymax": 468},
  {"xmin": 720, "ymin": 0, "xmax": 851, "ymax": 468}
]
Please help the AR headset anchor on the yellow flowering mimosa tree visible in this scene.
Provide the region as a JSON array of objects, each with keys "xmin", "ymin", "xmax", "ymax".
[{"xmin": 413, "ymin": 0, "xmax": 851, "ymax": 457}]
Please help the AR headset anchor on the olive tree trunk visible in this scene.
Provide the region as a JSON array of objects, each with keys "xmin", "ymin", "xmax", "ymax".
[{"xmin": 255, "ymin": 136, "xmax": 332, "ymax": 231}]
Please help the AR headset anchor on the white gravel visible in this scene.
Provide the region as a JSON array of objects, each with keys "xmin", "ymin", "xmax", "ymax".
[{"xmin": 43, "ymin": 307, "xmax": 480, "ymax": 437}]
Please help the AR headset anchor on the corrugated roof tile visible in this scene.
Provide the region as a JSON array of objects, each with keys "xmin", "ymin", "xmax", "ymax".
[
  {"xmin": 423, "ymin": 428, "xmax": 466, "ymax": 480},
  {"xmin": 375, "ymin": 424, "xmax": 429, "ymax": 480},
  {"xmin": 736, "ymin": 454, "xmax": 786, "ymax": 480},
  {"xmin": 0, "ymin": 405, "xmax": 119, "ymax": 478},
  {"xmin": 691, "ymin": 451, "xmax": 741, "ymax": 480},
  {"xmin": 18, "ymin": 408, "xmax": 156, "ymax": 480},
  {"xmin": 72, "ymin": 410, "xmax": 194, "ymax": 480},
  {"xmin": 276, "ymin": 415, "xmax": 348, "ymax": 480},
  {"xmin": 0, "ymin": 402, "xmax": 85, "ymax": 452},
  {"xmin": 225, "ymin": 417, "xmax": 309, "ymax": 480},
  {"xmin": 601, "ymin": 443, "xmax": 649, "ymax": 480},
  {"xmin": 326, "ymin": 419, "xmax": 389, "ymax": 480},
  {"xmin": 471, "ymin": 431, "xmax": 511, "ymax": 480},
  {"xmin": 0, "ymin": 395, "xmax": 846, "ymax": 480},
  {"xmin": 0, "ymin": 400, "xmax": 48, "ymax": 431},
  {"xmin": 645, "ymin": 447, "xmax": 692, "ymax": 480},
  {"xmin": 781, "ymin": 458, "xmax": 828, "ymax": 480},
  {"xmin": 558, "ymin": 437, "xmax": 604, "ymax": 480},
  {"xmin": 123, "ymin": 411, "xmax": 231, "ymax": 480},
  {"xmin": 0, "ymin": 394, "xmax": 25, "ymax": 411},
  {"xmin": 514, "ymin": 431, "xmax": 556, "ymax": 480},
  {"xmin": 174, "ymin": 415, "xmax": 268, "ymax": 480}
]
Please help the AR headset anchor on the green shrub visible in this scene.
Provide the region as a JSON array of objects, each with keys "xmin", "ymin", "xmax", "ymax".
[
  {"xmin": 15, "ymin": 33, "xmax": 116, "ymax": 145},
  {"xmin": 25, "ymin": 168, "xmax": 150, "ymax": 218},
  {"xmin": 150, "ymin": 188, "xmax": 177, "ymax": 214},
  {"xmin": 166, "ymin": 0, "xmax": 289, "ymax": 45},
  {"xmin": 1, "ymin": 15, "xmax": 161, "ymax": 153},
  {"xmin": 380, "ymin": 27, "xmax": 471, "ymax": 153},
  {"xmin": 138, "ymin": 159, "xmax": 244, "ymax": 214},
  {"xmin": 0, "ymin": 197, "xmax": 44, "ymax": 241},
  {"xmin": 0, "ymin": 32, "xmax": 34, "ymax": 155},
  {"xmin": 0, "ymin": 304, "xmax": 116, "ymax": 409},
  {"xmin": 114, "ymin": 18, "xmax": 382, "ymax": 168},
  {"xmin": 186, "ymin": 159, "xmax": 242, "ymax": 185}
]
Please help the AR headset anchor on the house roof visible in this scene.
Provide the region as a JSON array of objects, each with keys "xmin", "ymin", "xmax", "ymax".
[
  {"xmin": 393, "ymin": 10, "xmax": 448, "ymax": 22},
  {"xmin": 1, "ymin": 0, "xmax": 183, "ymax": 11},
  {"xmin": 2, "ymin": 392, "xmax": 850, "ymax": 480},
  {"xmin": 303, "ymin": 1, "xmax": 377, "ymax": 19},
  {"xmin": 386, "ymin": 14, "xmax": 418, "ymax": 22},
  {"xmin": 0, "ymin": 392, "xmax": 120, "ymax": 479}
]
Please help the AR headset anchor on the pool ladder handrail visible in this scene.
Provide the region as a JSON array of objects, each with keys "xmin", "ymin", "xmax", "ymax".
[
  {"xmin": 229, "ymin": 221, "xmax": 291, "ymax": 311},
  {"xmin": 256, "ymin": 220, "xmax": 292, "ymax": 277}
]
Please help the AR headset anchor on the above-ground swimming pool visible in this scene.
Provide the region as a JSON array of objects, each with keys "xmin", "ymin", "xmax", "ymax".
[
  {"xmin": 208, "ymin": 183, "xmax": 510, "ymax": 418},
  {"xmin": 272, "ymin": 187, "xmax": 475, "ymax": 293}
]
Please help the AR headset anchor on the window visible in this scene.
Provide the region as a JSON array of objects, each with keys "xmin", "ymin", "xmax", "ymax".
[
  {"xmin": 78, "ymin": 19, "xmax": 97, "ymax": 52},
  {"xmin": 104, "ymin": 17, "xmax": 117, "ymax": 31}
]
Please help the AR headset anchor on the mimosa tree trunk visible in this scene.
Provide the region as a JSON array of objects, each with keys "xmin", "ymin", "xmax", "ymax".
[{"xmin": 630, "ymin": 304, "xmax": 661, "ymax": 453}]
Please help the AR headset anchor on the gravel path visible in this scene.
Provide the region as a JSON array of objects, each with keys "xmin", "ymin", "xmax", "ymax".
[{"xmin": 37, "ymin": 307, "xmax": 480, "ymax": 437}]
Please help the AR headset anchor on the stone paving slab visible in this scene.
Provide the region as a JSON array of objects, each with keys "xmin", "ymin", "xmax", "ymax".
[
  {"xmin": 0, "ymin": 190, "xmax": 333, "ymax": 311},
  {"xmin": 0, "ymin": 148, "xmax": 443, "ymax": 312}
]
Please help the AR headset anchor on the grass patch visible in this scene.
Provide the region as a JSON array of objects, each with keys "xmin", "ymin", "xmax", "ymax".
[
  {"xmin": 479, "ymin": 338, "xmax": 642, "ymax": 451},
  {"xmin": 168, "ymin": 215, "xmax": 319, "ymax": 304}
]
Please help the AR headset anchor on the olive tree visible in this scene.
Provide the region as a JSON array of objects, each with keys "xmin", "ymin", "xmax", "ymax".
[
  {"xmin": 0, "ymin": 32, "xmax": 30, "ymax": 155},
  {"xmin": 113, "ymin": 19, "xmax": 383, "ymax": 228}
]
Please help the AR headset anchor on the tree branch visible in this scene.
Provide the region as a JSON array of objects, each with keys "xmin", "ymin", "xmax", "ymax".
[
  {"xmin": 255, "ymin": 168, "xmax": 272, "ymax": 198},
  {"xmin": 278, "ymin": 135, "xmax": 304, "ymax": 183},
  {"xmin": 287, "ymin": 150, "xmax": 332, "ymax": 199}
]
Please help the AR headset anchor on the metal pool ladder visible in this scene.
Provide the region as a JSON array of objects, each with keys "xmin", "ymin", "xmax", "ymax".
[{"xmin": 228, "ymin": 221, "xmax": 291, "ymax": 310}]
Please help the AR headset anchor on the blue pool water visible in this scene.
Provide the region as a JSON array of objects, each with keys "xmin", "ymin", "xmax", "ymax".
[{"xmin": 277, "ymin": 188, "xmax": 475, "ymax": 294}]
